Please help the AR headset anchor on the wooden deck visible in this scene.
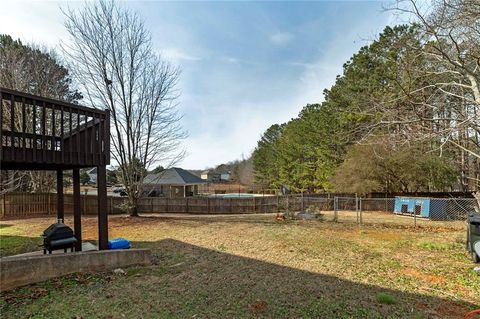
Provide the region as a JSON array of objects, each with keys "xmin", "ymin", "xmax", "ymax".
[
  {"xmin": 0, "ymin": 87, "xmax": 110, "ymax": 170},
  {"xmin": 0, "ymin": 87, "xmax": 111, "ymax": 250}
]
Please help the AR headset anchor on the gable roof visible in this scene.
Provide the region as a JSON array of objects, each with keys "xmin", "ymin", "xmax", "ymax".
[{"xmin": 144, "ymin": 167, "xmax": 205, "ymax": 185}]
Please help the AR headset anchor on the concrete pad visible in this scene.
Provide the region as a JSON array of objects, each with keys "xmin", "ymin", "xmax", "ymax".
[{"xmin": 7, "ymin": 242, "xmax": 98, "ymax": 258}]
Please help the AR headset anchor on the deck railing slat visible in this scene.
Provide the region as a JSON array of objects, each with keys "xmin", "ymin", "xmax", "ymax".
[
  {"xmin": 61, "ymin": 106, "xmax": 64, "ymax": 163},
  {"xmin": 76, "ymin": 111, "xmax": 81, "ymax": 164},
  {"xmin": 69, "ymin": 107, "xmax": 73, "ymax": 164},
  {"xmin": 84, "ymin": 111, "xmax": 88, "ymax": 165},
  {"xmin": 32, "ymin": 100, "xmax": 36, "ymax": 161},
  {"xmin": 10, "ymin": 94, "xmax": 15, "ymax": 159},
  {"xmin": 22, "ymin": 97, "xmax": 26, "ymax": 161},
  {"xmin": 42, "ymin": 101, "xmax": 46, "ymax": 161},
  {"xmin": 51, "ymin": 104, "xmax": 55, "ymax": 155}
]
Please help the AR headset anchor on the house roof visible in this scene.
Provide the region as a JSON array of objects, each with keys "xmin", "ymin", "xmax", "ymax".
[
  {"xmin": 144, "ymin": 167, "xmax": 205, "ymax": 185},
  {"xmin": 201, "ymin": 166, "xmax": 231, "ymax": 175}
]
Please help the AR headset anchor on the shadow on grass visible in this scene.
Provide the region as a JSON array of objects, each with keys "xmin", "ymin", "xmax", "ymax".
[
  {"xmin": 0, "ymin": 224, "xmax": 13, "ymax": 229},
  {"xmin": 1, "ymin": 237, "xmax": 477, "ymax": 318},
  {"xmin": 124, "ymin": 238, "xmax": 475, "ymax": 319}
]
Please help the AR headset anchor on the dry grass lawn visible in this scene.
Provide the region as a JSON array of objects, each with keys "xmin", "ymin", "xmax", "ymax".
[{"xmin": 0, "ymin": 213, "xmax": 479, "ymax": 318}]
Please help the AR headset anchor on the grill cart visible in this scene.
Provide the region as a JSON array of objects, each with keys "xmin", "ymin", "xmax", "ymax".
[{"xmin": 42, "ymin": 220, "xmax": 77, "ymax": 254}]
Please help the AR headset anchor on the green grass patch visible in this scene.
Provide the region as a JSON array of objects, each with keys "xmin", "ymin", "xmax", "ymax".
[
  {"xmin": 418, "ymin": 240, "xmax": 456, "ymax": 251},
  {"xmin": 376, "ymin": 292, "xmax": 397, "ymax": 305},
  {"xmin": 0, "ymin": 235, "xmax": 42, "ymax": 257}
]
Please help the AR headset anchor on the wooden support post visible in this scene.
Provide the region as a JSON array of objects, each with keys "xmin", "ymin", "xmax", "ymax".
[
  {"xmin": 73, "ymin": 169, "xmax": 82, "ymax": 251},
  {"xmin": 56, "ymin": 169, "xmax": 64, "ymax": 222},
  {"xmin": 97, "ymin": 165, "xmax": 108, "ymax": 250}
]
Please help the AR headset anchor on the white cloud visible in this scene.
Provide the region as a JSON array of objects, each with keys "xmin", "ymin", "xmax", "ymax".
[
  {"xmin": 270, "ymin": 32, "xmax": 292, "ymax": 45},
  {"xmin": 0, "ymin": 1, "xmax": 70, "ymax": 48},
  {"xmin": 161, "ymin": 48, "xmax": 201, "ymax": 64},
  {"xmin": 225, "ymin": 57, "xmax": 239, "ymax": 63}
]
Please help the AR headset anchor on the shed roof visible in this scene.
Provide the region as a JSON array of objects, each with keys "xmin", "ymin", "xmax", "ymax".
[{"xmin": 144, "ymin": 167, "xmax": 205, "ymax": 185}]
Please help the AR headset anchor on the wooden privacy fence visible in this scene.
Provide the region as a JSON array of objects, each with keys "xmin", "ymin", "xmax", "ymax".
[
  {"xmin": 0, "ymin": 193, "xmax": 126, "ymax": 218},
  {"xmin": 137, "ymin": 196, "xmax": 281, "ymax": 214},
  {"xmin": 0, "ymin": 193, "xmax": 284, "ymax": 218}
]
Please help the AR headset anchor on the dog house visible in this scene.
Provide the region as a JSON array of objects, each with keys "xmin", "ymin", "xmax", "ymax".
[{"xmin": 393, "ymin": 197, "xmax": 448, "ymax": 220}]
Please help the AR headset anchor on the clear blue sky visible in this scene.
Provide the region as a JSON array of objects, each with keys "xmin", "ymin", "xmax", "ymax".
[{"xmin": 2, "ymin": 1, "xmax": 395, "ymax": 169}]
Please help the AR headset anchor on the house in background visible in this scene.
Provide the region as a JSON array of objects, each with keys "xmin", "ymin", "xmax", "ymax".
[
  {"xmin": 201, "ymin": 164, "xmax": 231, "ymax": 182},
  {"xmin": 201, "ymin": 170, "xmax": 220, "ymax": 182},
  {"xmin": 144, "ymin": 167, "xmax": 205, "ymax": 198},
  {"xmin": 86, "ymin": 167, "xmax": 97, "ymax": 184}
]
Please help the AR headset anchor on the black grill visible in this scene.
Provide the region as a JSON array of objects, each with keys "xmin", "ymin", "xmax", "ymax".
[{"xmin": 42, "ymin": 221, "xmax": 77, "ymax": 254}]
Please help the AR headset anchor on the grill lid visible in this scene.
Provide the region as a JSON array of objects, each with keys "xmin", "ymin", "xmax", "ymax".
[{"xmin": 43, "ymin": 222, "xmax": 74, "ymax": 240}]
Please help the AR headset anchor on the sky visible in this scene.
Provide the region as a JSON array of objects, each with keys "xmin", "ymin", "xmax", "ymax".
[{"xmin": 1, "ymin": 1, "xmax": 396, "ymax": 169}]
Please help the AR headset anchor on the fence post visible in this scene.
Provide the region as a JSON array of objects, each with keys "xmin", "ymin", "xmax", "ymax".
[
  {"xmin": 359, "ymin": 198, "xmax": 363, "ymax": 225},
  {"xmin": 0, "ymin": 194, "xmax": 4, "ymax": 218},
  {"xmin": 286, "ymin": 195, "xmax": 289, "ymax": 215},
  {"xmin": 186, "ymin": 197, "xmax": 189, "ymax": 213},
  {"xmin": 47, "ymin": 193, "xmax": 51, "ymax": 215},
  {"xmin": 355, "ymin": 194, "xmax": 359, "ymax": 225},
  {"xmin": 413, "ymin": 206, "xmax": 417, "ymax": 229},
  {"xmin": 334, "ymin": 196, "xmax": 338, "ymax": 222}
]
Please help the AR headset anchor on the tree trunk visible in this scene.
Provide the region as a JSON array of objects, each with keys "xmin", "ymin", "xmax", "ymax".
[{"xmin": 129, "ymin": 197, "xmax": 139, "ymax": 217}]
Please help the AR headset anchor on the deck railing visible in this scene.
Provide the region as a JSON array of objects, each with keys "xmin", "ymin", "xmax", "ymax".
[{"xmin": 0, "ymin": 88, "xmax": 110, "ymax": 167}]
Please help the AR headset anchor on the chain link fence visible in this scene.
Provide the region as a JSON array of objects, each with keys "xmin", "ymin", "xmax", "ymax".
[{"xmin": 282, "ymin": 195, "xmax": 478, "ymax": 229}]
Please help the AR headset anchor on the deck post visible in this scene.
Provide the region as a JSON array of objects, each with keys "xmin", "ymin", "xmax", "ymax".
[
  {"xmin": 97, "ymin": 165, "xmax": 109, "ymax": 250},
  {"xmin": 56, "ymin": 169, "xmax": 64, "ymax": 222},
  {"xmin": 73, "ymin": 169, "xmax": 82, "ymax": 251}
]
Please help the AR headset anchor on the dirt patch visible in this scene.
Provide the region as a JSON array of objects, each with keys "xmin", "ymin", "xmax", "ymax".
[{"xmin": 401, "ymin": 268, "xmax": 447, "ymax": 284}]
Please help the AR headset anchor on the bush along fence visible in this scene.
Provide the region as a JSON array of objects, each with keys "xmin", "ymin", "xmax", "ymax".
[{"xmin": 1, "ymin": 193, "xmax": 477, "ymax": 227}]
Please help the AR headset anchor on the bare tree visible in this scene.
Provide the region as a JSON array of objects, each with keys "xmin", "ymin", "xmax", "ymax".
[
  {"xmin": 369, "ymin": 0, "xmax": 480, "ymax": 203},
  {"xmin": 62, "ymin": 1, "xmax": 185, "ymax": 216},
  {"xmin": 388, "ymin": 1, "xmax": 480, "ymax": 156}
]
